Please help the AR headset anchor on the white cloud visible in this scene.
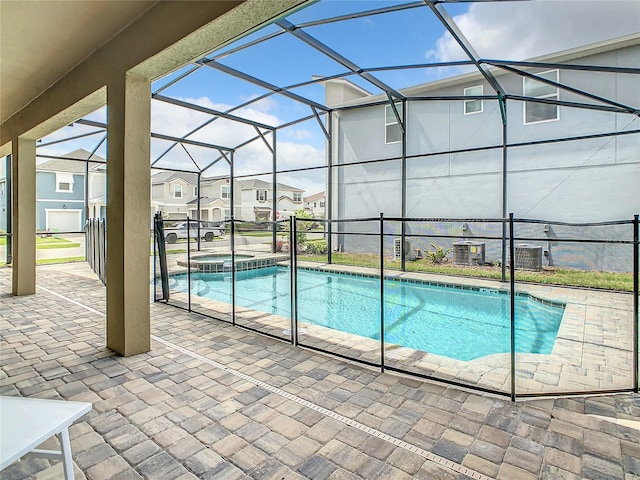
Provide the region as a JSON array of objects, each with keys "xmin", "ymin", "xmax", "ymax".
[
  {"xmin": 428, "ymin": 1, "xmax": 640, "ymax": 62},
  {"xmin": 149, "ymin": 95, "xmax": 327, "ymax": 193},
  {"xmin": 32, "ymin": 93, "xmax": 326, "ymax": 194}
]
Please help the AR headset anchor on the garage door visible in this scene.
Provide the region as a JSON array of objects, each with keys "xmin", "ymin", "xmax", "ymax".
[{"xmin": 46, "ymin": 209, "xmax": 82, "ymax": 232}]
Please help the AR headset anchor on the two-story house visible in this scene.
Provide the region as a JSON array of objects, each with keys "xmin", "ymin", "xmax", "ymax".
[
  {"xmin": 325, "ymin": 34, "xmax": 639, "ymax": 271},
  {"xmin": 188, "ymin": 177, "xmax": 243, "ymax": 222},
  {"xmin": 151, "ymin": 172, "xmax": 305, "ymax": 223},
  {"xmin": 36, "ymin": 149, "xmax": 106, "ymax": 232},
  {"xmin": 238, "ymin": 178, "xmax": 305, "ymax": 222},
  {"xmin": 151, "ymin": 171, "xmax": 198, "ymax": 220},
  {"xmin": 152, "ymin": 172, "xmax": 242, "ymax": 222},
  {"xmin": 304, "ymin": 192, "xmax": 325, "ymax": 219}
]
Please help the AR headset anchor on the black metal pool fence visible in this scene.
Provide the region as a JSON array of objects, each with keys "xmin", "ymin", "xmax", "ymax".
[{"xmin": 153, "ymin": 213, "xmax": 639, "ymax": 401}]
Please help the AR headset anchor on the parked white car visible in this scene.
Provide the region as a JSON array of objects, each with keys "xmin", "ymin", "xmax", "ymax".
[{"xmin": 165, "ymin": 220, "xmax": 225, "ymax": 243}]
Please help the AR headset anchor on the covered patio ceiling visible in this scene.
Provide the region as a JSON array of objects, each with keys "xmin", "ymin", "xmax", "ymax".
[{"xmin": 0, "ymin": 1, "xmax": 158, "ymax": 125}]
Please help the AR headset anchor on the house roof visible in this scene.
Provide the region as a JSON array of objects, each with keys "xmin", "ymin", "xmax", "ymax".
[
  {"xmin": 151, "ymin": 171, "xmax": 198, "ymax": 185},
  {"xmin": 241, "ymin": 178, "xmax": 303, "ymax": 192},
  {"xmin": 151, "ymin": 173, "xmax": 303, "ymax": 193},
  {"xmin": 37, "ymin": 149, "xmax": 106, "ymax": 174},
  {"xmin": 304, "ymin": 192, "xmax": 325, "ymax": 202},
  {"xmin": 186, "ymin": 197, "xmax": 227, "ymax": 206},
  {"xmin": 331, "ymin": 33, "xmax": 640, "ymax": 108}
]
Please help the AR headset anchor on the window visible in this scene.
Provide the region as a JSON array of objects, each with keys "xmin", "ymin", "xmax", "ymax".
[
  {"xmin": 293, "ymin": 192, "xmax": 302, "ymax": 202},
  {"xmin": 313, "ymin": 202, "xmax": 317, "ymax": 208},
  {"xmin": 0, "ymin": 182, "xmax": 4, "ymax": 196},
  {"xmin": 221, "ymin": 185, "xmax": 230, "ymax": 199},
  {"xmin": 464, "ymin": 85, "xmax": 483, "ymax": 115},
  {"xmin": 256, "ymin": 189, "xmax": 267, "ymax": 202},
  {"xmin": 224, "ymin": 209, "xmax": 231, "ymax": 220},
  {"xmin": 385, "ymin": 104, "xmax": 403, "ymax": 144},
  {"xmin": 174, "ymin": 184, "xmax": 183, "ymax": 198},
  {"xmin": 55, "ymin": 173, "xmax": 74, "ymax": 193},
  {"xmin": 524, "ymin": 70, "xmax": 559, "ymax": 124},
  {"xmin": 193, "ymin": 186, "xmax": 198, "ymax": 197},
  {"xmin": 320, "ymin": 201, "xmax": 325, "ymax": 208}
]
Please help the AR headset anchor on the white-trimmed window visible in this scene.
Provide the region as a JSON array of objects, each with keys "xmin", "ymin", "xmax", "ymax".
[
  {"xmin": 256, "ymin": 189, "xmax": 267, "ymax": 202},
  {"xmin": 320, "ymin": 201, "xmax": 325, "ymax": 208},
  {"xmin": 293, "ymin": 192, "xmax": 302, "ymax": 202},
  {"xmin": 524, "ymin": 70, "xmax": 559, "ymax": 124},
  {"xmin": 55, "ymin": 173, "xmax": 74, "ymax": 193},
  {"xmin": 193, "ymin": 186, "xmax": 198, "ymax": 197},
  {"xmin": 174, "ymin": 184, "xmax": 183, "ymax": 198},
  {"xmin": 221, "ymin": 185, "xmax": 230, "ymax": 199},
  {"xmin": 464, "ymin": 85, "xmax": 483, "ymax": 115},
  {"xmin": 385, "ymin": 104, "xmax": 403, "ymax": 144}
]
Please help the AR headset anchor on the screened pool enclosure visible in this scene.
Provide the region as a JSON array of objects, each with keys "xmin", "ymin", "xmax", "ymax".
[{"xmin": 9, "ymin": 0, "xmax": 639, "ymax": 399}]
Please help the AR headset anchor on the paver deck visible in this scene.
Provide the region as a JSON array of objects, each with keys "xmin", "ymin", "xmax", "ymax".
[{"xmin": 1, "ymin": 262, "xmax": 639, "ymax": 480}]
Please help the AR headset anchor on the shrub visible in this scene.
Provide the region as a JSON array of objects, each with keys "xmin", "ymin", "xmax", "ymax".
[
  {"xmin": 425, "ymin": 243, "xmax": 452, "ymax": 264},
  {"xmin": 305, "ymin": 239, "xmax": 328, "ymax": 255}
]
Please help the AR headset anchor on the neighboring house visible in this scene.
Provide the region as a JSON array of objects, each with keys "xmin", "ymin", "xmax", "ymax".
[
  {"xmin": 189, "ymin": 177, "xmax": 242, "ymax": 222},
  {"xmin": 151, "ymin": 172, "xmax": 241, "ymax": 222},
  {"xmin": 36, "ymin": 149, "xmax": 106, "ymax": 232},
  {"xmin": 151, "ymin": 171, "xmax": 198, "ymax": 220},
  {"xmin": 325, "ymin": 35, "xmax": 639, "ymax": 271},
  {"xmin": 238, "ymin": 178, "xmax": 304, "ymax": 222},
  {"xmin": 304, "ymin": 192, "xmax": 325, "ymax": 218},
  {"xmin": 151, "ymin": 172, "xmax": 304, "ymax": 223},
  {"xmin": 88, "ymin": 163, "xmax": 107, "ymax": 219}
]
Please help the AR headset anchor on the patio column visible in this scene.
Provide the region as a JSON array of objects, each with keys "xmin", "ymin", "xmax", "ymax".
[
  {"xmin": 106, "ymin": 72, "xmax": 151, "ymax": 356},
  {"xmin": 11, "ymin": 137, "xmax": 37, "ymax": 295}
]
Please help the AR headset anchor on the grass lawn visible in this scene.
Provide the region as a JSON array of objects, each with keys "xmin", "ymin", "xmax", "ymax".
[
  {"xmin": 299, "ymin": 252, "xmax": 634, "ymax": 292},
  {"xmin": 0, "ymin": 236, "xmax": 80, "ymax": 249},
  {"xmin": 36, "ymin": 256, "xmax": 86, "ymax": 265},
  {"xmin": 236, "ymin": 231, "xmax": 274, "ymax": 237}
]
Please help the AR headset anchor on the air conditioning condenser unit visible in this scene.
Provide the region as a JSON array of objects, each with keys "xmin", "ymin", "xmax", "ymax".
[
  {"xmin": 394, "ymin": 238, "xmax": 416, "ymax": 261},
  {"xmin": 514, "ymin": 244, "xmax": 543, "ymax": 271},
  {"xmin": 453, "ymin": 241, "xmax": 485, "ymax": 265}
]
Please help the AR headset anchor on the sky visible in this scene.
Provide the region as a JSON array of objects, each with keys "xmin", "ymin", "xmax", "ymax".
[{"xmin": 31, "ymin": 0, "xmax": 640, "ymax": 196}]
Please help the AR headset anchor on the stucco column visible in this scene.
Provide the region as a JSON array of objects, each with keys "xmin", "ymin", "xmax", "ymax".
[
  {"xmin": 11, "ymin": 138, "xmax": 37, "ymax": 295},
  {"xmin": 106, "ymin": 73, "xmax": 151, "ymax": 356}
]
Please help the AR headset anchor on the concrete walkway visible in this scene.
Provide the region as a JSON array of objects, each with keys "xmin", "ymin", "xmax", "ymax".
[{"xmin": 1, "ymin": 263, "xmax": 639, "ymax": 480}]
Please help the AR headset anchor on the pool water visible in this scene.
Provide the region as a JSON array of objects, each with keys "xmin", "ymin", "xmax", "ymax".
[{"xmin": 170, "ymin": 266, "xmax": 565, "ymax": 361}]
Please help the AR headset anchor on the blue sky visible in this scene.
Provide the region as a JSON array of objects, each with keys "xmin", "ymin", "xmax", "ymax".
[{"xmin": 33, "ymin": 0, "xmax": 640, "ymax": 194}]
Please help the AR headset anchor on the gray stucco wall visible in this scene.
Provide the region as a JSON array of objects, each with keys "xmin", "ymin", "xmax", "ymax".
[{"xmin": 332, "ymin": 45, "xmax": 640, "ymax": 272}]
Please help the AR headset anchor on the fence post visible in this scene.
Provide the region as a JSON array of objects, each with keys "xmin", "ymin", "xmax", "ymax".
[
  {"xmin": 380, "ymin": 213, "xmax": 385, "ymax": 373},
  {"xmin": 509, "ymin": 212, "xmax": 516, "ymax": 401},
  {"xmin": 187, "ymin": 216, "xmax": 191, "ymax": 312},
  {"xmin": 291, "ymin": 215, "xmax": 298, "ymax": 346},
  {"xmin": 98, "ymin": 218, "xmax": 107, "ymax": 285},
  {"xmin": 153, "ymin": 218, "xmax": 157, "ymax": 302},
  {"xmin": 633, "ymin": 214, "xmax": 638, "ymax": 393},
  {"xmin": 231, "ymin": 216, "xmax": 236, "ymax": 327}
]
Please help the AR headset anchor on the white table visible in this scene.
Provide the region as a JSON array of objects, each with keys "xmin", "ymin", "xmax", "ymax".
[{"xmin": 0, "ymin": 396, "xmax": 92, "ymax": 480}]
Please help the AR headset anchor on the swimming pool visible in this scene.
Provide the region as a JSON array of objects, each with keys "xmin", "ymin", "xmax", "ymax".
[{"xmin": 170, "ymin": 266, "xmax": 565, "ymax": 361}]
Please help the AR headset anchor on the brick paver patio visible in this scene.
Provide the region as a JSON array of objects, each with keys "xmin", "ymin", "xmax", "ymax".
[{"xmin": 1, "ymin": 263, "xmax": 639, "ymax": 479}]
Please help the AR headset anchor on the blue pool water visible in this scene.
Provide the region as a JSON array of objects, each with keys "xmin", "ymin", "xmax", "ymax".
[{"xmin": 170, "ymin": 266, "xmax": 565, "ymax": 361}]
